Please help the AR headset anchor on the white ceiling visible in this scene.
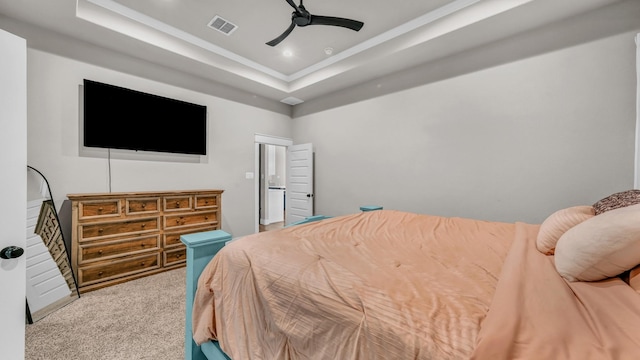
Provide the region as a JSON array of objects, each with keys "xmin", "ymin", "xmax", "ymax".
[{"xmin": 0, "ymin": 0, "xmax": 636, "ymax": 112}]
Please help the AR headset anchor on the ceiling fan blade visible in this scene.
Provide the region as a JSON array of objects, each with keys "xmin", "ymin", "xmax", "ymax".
[
  {"xmin": 309, "ymin": 15, "xmax": 364, "ymax": 31},
  {"xmin": 266, "ymin": 21, "xmax": 296, "ymax": 47},
  {"xmin": 284, "ymin": 0, "xmax": 301, "ymax": 12}
]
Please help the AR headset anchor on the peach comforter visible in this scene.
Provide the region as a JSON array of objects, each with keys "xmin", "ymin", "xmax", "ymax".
[
  {"xmin": 192, "ymin": 210, "xmax": 640, "ymax": 359},
  {"xmin": 471, "ymin": 222, "xmax": 640, "ymax": 359}
]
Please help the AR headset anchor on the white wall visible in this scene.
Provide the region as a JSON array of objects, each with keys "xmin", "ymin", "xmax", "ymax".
[
  {"xmin": 21, "ymin": 28, "xmax": 640, "ymax": 229},
  {"xmin": 293, "ymin": 31, "xmax": 638, "ymax": 224},
  {"xmin": 26, "ymin": 49, "xmax": 292, "ymax": 237}
]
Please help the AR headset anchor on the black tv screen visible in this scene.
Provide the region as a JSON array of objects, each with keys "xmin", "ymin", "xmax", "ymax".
[{"xmin": 83, "ymin": 79, "xmax": 207, "ymax": 155}]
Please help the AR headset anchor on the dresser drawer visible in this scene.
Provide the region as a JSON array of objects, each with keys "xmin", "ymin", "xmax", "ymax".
[
  {"xmin": 69, "ymin": 190, "xmax": 223, "ymax": 293},
  {"xmin": 195, "ymin": 194, "xmax": 219, "ymax": 209},
  {"xmin": 163, "ymin": 247, "xmax": 186, "ymax": 266},
  {"xmin": 163, "ymin": 226, "xmax": 217, "ymax": 248},
  {"xmin": 164, "ymin": 211, "xmax": 217, "ymax": 230},
  {"xmin": 79, "ymin": 252, "xmax": 161, "ymax": 285},
  {"xmin": 164, "ymin": 196, "xmax": 192, "ymax": 211},
  {"xmin": 78, "ymin": 200, "xmax": 121, "ymax": 220},
  {"xmin": 79, "ymin": 235, "xmax": 160, "ymax": 263},
  {"xmin": 126, "ymin": 197, "xmax": 160, "ymax": 215},
  {"xmin": 80, "ymin": 217, "xmax": 159, "ymax": 241}
]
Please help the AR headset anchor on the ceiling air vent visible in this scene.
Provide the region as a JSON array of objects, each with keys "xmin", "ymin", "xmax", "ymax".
[{"xmin": 207, "ymin": 15, "xmax": 238, "ymax": 36}]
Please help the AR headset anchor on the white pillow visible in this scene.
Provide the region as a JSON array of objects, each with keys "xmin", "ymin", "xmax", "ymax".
[
  {"xmin": 536, "ymin": 206, "xmax": 594, "ymax": 255},
  {"xmin": 554, "ymin": 203, "xmax": 640, "ymax": 282}
]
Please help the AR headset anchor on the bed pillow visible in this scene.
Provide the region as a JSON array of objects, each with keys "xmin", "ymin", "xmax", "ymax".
[
  {"xmin": 593, "ymin": 189, "xmax": 640, "ymax": 215},
  {"xmin": 629, "ymin": 265, "xmax": 640, "ymax": 294},
  {"xmin": 536, "ymin": 206, "xmax": 594, "ymax": 255},
  {"xmin": 554, "ymin": 203, "xmax": 640, "ymax": 282}
]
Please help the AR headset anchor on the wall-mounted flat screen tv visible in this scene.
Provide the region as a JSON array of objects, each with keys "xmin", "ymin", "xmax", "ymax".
[{"xmin": 83, "ymin": 79, "xmax": 207, "ymax": 155}]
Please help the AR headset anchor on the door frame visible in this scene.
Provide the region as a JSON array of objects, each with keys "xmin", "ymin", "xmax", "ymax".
[{"xmin": 254, "ymin": 134, "xmax": 293, "ymax": 233}]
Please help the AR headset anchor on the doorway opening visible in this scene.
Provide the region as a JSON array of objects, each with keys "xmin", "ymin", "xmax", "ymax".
[
  {"xmin": 259, "ymin": 143, "xmax": 287, "ymax": 232},
  {"xmin": 254, "ymin": 134, "xmax": 293, "ymax": 233}
]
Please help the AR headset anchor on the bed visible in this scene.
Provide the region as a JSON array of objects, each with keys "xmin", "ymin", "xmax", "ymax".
[{"xmin": 182, "ymin": 195, "xmax": 640, "ymax": 360}]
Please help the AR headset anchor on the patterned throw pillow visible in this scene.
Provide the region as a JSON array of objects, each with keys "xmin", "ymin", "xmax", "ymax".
[
  {"xmin": 592, "ymin": 189, "xmax": 640, "ymax": 215},
  {"xmin": 628, "ymin": 265, "xmax": 640, "ymax": 294}
]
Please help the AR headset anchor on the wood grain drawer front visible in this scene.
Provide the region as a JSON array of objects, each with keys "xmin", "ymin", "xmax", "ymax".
[
  {"xmin": 126, "ymin": 198, "xmax": 160, "ymax": 215},
  {"xmin": 164, "ymin": 247, "xmax": 186, "ymax": 266},
  {"xmin": 164, "ymin": 211, "xmax": 217, "ymax": 229},
  {"xmin": 79, "ymin": 253, "xmax": 161, "ymax": 285},
  {"xmin": 80, "ymin": 217, "xmax": 159, "ymax": 241},
  {"xmin": 69, "ymin": 190, "xmax": 223, "ymax": 292},
  {"xmin": 163, "ymin": 226, "xmax": 216, "ymax": 248},
  {"xmin": 78, "ymin": 200, "xmax": 121, "ymax": 219},
  {"xmin": 195, "ymin": 194, "xmax": 219, "ymax": 209},
  {"xmin": 79, "ymin": 235, "xmax": 160, "ymax": 263},
  {"xmin": 164, "ymin": 196, "xmax": 192, "ymax": 212}
]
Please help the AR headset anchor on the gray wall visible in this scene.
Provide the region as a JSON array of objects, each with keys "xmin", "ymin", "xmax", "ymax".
[
  {"xmin": 26, "ymin": 49, "xmax": 292, "ymax": 237},
  {"xmin": 293, "ymin": 31, "xmax": 638, "ymax": 224},
  {"xmin": 14, "ymin": 16, "xmax": 640, "ymax": 231}
]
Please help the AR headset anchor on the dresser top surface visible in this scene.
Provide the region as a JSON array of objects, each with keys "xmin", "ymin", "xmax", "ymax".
[{"xmin": 67, "ymin": 189, "xmax": 224, "ymax": 200}]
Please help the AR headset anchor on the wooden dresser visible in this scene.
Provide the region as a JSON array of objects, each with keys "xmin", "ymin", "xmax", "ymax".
[{"xmin": 68, "ymin": 189, "xmax": 223, "ymax": 293}]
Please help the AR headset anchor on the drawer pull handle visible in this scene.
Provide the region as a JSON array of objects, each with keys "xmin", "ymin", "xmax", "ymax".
[
  {"xmin": 205, "ymin": 216, "xmax": 209, "ymax": 220},
  {"xmin": 98, "ymin": 228, "xmax": 104, "ymax": 233},
  {"xmin": 98, "ymin": 207, "xmax": 103, "ymax": 212},
  {"xmin": 175, "ymin": 201, "xmax": 180, "ymax": 207},
  {"xmin": 141, "ymin": 203, "xmax": 146, "ymax": 208},
  {"xmin": 140, "ymin": 262, "xmax": 145, "ymax": 266},
  {"xmin": 98, "ymin": 250, "xmax": 103, "ymax": 255},
  {"xmin": 98, "ymin": 271, "xmax": 103, "ymax": 276},
  {"xmin": 141, "ymin": 244, "xmax": 145, "ymax": 248},
  {"xmin": 141, "ymin": 224, "xmax": 146, "ymax": 228},
  {"xmin": 176, "ymin": 254, "xmax": 182, "ymax": 258}
]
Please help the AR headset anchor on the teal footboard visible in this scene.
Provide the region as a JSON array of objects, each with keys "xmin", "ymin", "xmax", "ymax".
[{"xmin": 181, "ymin": 230, "xmax": 232, "ymax": 360}]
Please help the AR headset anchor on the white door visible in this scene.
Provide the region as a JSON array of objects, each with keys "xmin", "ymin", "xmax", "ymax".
[
  {"xmin": 285, "ymin": 143, "xmax": 314, "ymax": 225},
  {"xmin": 634, "ymin": 33, "xmax": 639, "ymax": 187},
  {"xmin": 0, "ymin": 29, "xmax": 27, "ymax": 359}
]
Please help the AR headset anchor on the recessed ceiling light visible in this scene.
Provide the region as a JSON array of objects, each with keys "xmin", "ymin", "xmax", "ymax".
[
  {"xmin": 324, "ymin": 47, "xmax": 333, "ymax": 55},
  {"xmin": 283, "ymin": 50, "xmax": 293, "ymax": 57}
]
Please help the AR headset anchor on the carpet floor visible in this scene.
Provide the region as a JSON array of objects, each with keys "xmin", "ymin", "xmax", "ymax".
[{"xmin": 25, "ymin": 267, "xmax": 186, "ymax": 360}]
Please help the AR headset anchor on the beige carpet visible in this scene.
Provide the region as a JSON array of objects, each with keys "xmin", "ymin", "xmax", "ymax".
[{"xmin": 25, "ymin": 267, "xmax": 186, "ymax": 360}]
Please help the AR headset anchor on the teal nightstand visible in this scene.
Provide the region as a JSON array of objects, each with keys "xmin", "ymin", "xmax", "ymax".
[{"xmin": 360, "ymin": 205, "xmax": 383, "ymax": 212}]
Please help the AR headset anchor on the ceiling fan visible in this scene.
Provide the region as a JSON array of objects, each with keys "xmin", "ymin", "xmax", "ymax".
[{"xmin": 266, "ymin": 0, "xmax": 364, "ymax": 47}]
